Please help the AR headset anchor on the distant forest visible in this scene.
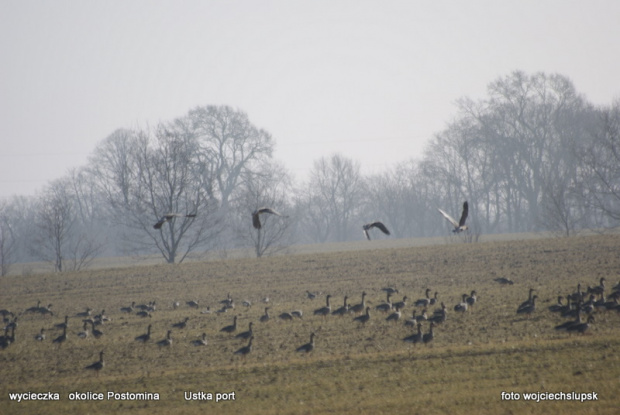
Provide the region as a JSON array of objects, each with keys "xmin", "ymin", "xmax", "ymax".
[{"xmin": 1, "ymin": 70, "xmax": 619, "ymax": 273}]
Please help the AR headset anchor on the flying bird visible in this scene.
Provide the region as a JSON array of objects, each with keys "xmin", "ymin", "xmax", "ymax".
[
  {"xmin": 438, "ymin": 201, "xmax": 469, "ymax": 233},
  {"xmin": 153, "ymin": 213, "xmax": 197, "ymax": 229},
  {"xmin": 252, "ymin": 207, "xmax": 285, "ymax": 229},
  {"xmin": 362, "ymin": 221, "xmax": 391, "ymax": 240}
]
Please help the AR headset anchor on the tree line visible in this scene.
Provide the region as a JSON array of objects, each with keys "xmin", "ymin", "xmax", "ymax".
[{"xmin": 1, "ymin": 70, "xmax": 619, "ymax": 274}]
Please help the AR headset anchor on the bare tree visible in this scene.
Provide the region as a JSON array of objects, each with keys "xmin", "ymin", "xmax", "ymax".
[
  {"xmin": 302, "ymin": 154, "xmax": 365, "ymax": 242},
  {"xmin": 88, "ymin": 129, "xmax": 141, "ymax": 215},
  {"xmin": 540, "ymin": 172, "xmax": 585, "ymax": 237},
  {"xmin": 28, "ymin": 176, "xmax": 105, "ymax": 272},
  {"xmin": 420, "ymin": 71, "xmax": 591, "ymax": 235},
  {"xmin": 483, "ymin": 71, "xmax": 589, "ymax": 231},
  {"xmin": 31, "ymin": 178, "xmax": 76, "ymax": 272},
  {"xmin": 577, "ymin": 100, "xmax": 620, "ymax": 226},
  {"xmin": 89, "ymin": 125, "xmax": 221, "ymax": 263},
  {"xmin": 0, "ymin": 196, "xmax": 38, "ymax": 266},
  {"xmin": 187, "ymin": 105, "xmax": 274, "ymax": 211},
  {"xmin": 363, "ymin": 161, "xmax": 426, "ymax": 238},
  {"xmin": 421, "ymin": 119, "xmax": 482, "ymax": 239},
  {"xmin": 0, "ymin": 201, "xmax": 17, "ymax": 276},
  {"xmin": 233, "ymin": 162, "xmax": 293, "ymax": 257},
  {"xmin": 294, "ymin": 191, "xmax": 331, "ymax": 244}
]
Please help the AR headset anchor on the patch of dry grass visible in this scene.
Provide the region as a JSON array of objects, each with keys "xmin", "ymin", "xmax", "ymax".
[{"xmin": 1, "ymin": 234, "xmax": 619, "ymax": 414}]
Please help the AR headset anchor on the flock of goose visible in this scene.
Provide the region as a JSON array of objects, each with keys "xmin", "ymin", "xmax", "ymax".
[
  {"xmin": 153, "ymin": 207, "xmax": 288, "ymax": 232},
  {"xmin": 4, "ymin": 202, "xmax": 618, "ymax": 375},
  {"xmin": 0, "ymin": 285, "xmax": 459, "ymax": 371},
  {"xmin": 154, "ymin": 201, "xmax": 470, "ymax": 240},
  {"xmin": 1, "ymin": 271, "xmax": 619, "ymax": 374},
  {"xmin": 515, "ymin": 277, "xmax": 620, "ymax": 334}
]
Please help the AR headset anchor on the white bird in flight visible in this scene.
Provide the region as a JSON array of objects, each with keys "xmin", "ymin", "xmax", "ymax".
[{"xmin": 438, "ymin": 201, "xmax": 469, "ymax": 233}]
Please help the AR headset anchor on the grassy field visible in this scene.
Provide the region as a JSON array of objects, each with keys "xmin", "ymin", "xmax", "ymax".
[{"xmin": 1, "ymin": 234, "xmax": 619, "ymax": 414}]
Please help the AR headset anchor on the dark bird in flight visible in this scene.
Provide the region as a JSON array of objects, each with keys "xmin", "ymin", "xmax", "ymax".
[
  {"xmin": 362, "ymin": 221, "xmax": 391, "ymax": 240},
  {"xmin": 438, "ymin": 201, "xmax": 468, "ymax": 233},
  {"xmin": 153, "ymin": 213, "xmax": 197, "ymax": 229},
  {"xmin": 252, "ymin": 207, "xmax": 285, "ymax": 230}
]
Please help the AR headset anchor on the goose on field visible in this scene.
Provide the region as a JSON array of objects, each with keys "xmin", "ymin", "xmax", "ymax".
[
  {"xmin": 349, "ymin": 292, "xmax": 367, "ymax": 315},
  {"xmin": 38, "ymin": 304, "xmax": 54, "ymax": 316},
  {"xmin": 306, "ymin": 291, "xmax": 318, "ymax": 300},
  {"xmin": 259, "ymin": 307, "xmax": 271, "ymax": 323},
  {"xmin": 403, "ymin": 323, "xmax": 423, "ymax": 344},
  {"xmin": 76, "ymin": 308, "xmax": 92, "ymax": 318},
  {"xmin": 90, "ymin": 321, "xmax": 103, "ymax": 338},
  {"xmin": 120, "ymin": 302, "xmax": 135, "ymax": 313},
  {"xmin": 429, "ymin": 303, "xmax": 447, "ymax": 324},
  {"xmin": 422, "ymin": 322, "xmax": 435, "ymax": 343},
  {"xmin": 331, "ymin": 296, "xmax": 349, "ymax": 316},
  {"xmin": 568, "ymin": 284, "xmax": 584, "ymax": 302},
  {"xmin": 386, "ymin": 306, "xmax": 402, "ymax": 322},
  {"xmin": 555, "ymin": 307, "xmax": 584, "ymax": 332},
  {"xmin": 186, "ymin": 300, "xmax": 200, "ymax": 309},
  {"xmin": 405, "ymin": 309, "xmax": 427, "ymax": 327},
  {"xmin": 34, "ymin": 328, "xmax": 46, "ymax": 342},
  {"xmin": 54, "ymin": 315, "xmax": 69, "ymax": 330},
  {"xmin": 192, "ymin": 333, "xmax": 208, "ymax": 346},
  {"xmin": 172, "ymin": 317, "xmax": 189, "ymax": 329},
  {"xmin": 313, "ymin": 295, "xmax": 332, "ymax": 317},
  {"xmin": 236, "ymin": 322, "xmax": 254, "ymax": 340},
  {"xmin": 135, "ymin": 324, "xmax": 152, "ymax": 343},
  {"xmin": 234, "ymin": 336, "xmax": 253, "ymax": 357},
  {"xmin": 0, "ymin": 326, "xmax": 14, "ymax": 349},
  {"xmin": 85, "ymin": 350, "xmax": 104, "ymax": 373},
  {"xmin": 393, "ymin": 296, "xmax": 408, "ymax": 311},
  {"xmin": 518, "ymin": 288, "xmax": 536, "ymax": 310},
  {"xmin": 454, "ymin": 294, "xmax": 469, "ymax": 313},
  {"xmin": 353, "ymin": 307, "xmax": 371, "ymax": 325},
  {"xmin": 375, "ymin": 292, "xmax": 393, "ymax": 313},
  {"xmin": 516, "ymin": 295, "xmax": 538, "ymax": 316},
  {"xmin": 279, "ymin": 312, "xmax": 293, "ymax": 321},
  {"xmin": 493, "ymin": 277, "xmax": 514, "ymax": 285},
  {"xmin": 566, "ymin": 315, "xmax": 595, "ymax": 334},
  {"xmin": 157, "ymin": 330, "xmax": 173, "ymax": 347},
  {"xmin": 220, "ymin": 316, "xmax": 238, "ymax": 334},
  {"xmin": 296, "ymin": 333, "xmax": 315, "ymax": 353},
  {"xmin": 588, "ymin": 278, "xmax": 606, "ymax": 296},
  {"xmin": 415, "ymin": 289, "xmax": 433, "ymax": 308},
  {"xmin": 548, "ymin": 296, "xmax": 565, "ymax": 313},
  {"xmin": 25, "ymin": 301, "xmax": 42, "ymax": 314},
  {"xmin": 466, "ymin": 290, "xmax": 477, "ymax": 308},
  {"xmin": 53, "ymin": 326, "xmax": 67, "ymax": 345},
  {"xmin": 77, "ymin": 322, "xmax": 89, "ymax": 339}
]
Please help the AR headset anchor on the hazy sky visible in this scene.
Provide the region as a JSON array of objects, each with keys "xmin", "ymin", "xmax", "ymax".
[{"xmin": 1, "ymin": 0, "xmax": 619, "ymax": 199}]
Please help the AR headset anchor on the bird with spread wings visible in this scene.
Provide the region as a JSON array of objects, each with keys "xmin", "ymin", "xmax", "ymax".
[
  {"xmin": 437, "ymin": 201, "xmax": 469, "ymax": 233},
  {"xmin": 153, "ymin": 213, "xmax": 197, "ymax": 230},
  {"xmin": 252, "ymin": 207, "xmax": 285, "ymax": 230},
  {"xmin": 362, "ymin": 222, "xmax": 391, "ymax": 240}
]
